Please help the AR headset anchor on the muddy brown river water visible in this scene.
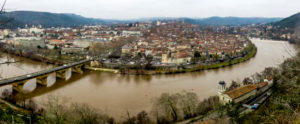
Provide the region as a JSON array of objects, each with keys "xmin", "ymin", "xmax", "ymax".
[{"xmin": 0, "ymin": 38, "xmax": 297, "ymax": 120}]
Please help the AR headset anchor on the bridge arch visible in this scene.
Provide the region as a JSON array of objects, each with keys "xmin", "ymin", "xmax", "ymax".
[
  {"xmin": 66, "ymin": 68, "xmax": 72, "ymax": 80},
  {"xmin": 0, "ymin": 59, "xmax": 92, "ymax": 93},
  {"xmin": 47, "ymin": 72, "xmax": 56, "ymax": 87},
  {"xmin": 22, "ymin": 78, "xmax": 37, "ymax": 93}
]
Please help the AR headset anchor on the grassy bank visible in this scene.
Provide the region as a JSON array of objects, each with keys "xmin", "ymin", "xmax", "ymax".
[
  {"xmin": 85, "ymin": 67, "xmax": 119, "ymax": 73},
  {"xmin": 238, "ymin": 52, "xmax": 300, "ymax": 123},
  {"xmin": 0, "ymin": 100, "xmax": 39, "ymax": 123},
  {"xmin": 1, "ymin": 42, "xmax": 257, "ymax": 75}
]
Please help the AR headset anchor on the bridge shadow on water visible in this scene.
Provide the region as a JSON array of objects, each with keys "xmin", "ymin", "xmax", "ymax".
[
  {"xmin": 14, "ymin": 70, "xmax": 92, "ymax": 99},
  {"xmin": 12, "ymin": 70, "xmax": 156, "ymax": 99}
]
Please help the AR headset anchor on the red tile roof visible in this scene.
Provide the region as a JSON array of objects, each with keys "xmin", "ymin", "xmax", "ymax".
[
  {"xmin": 258, "ymin": 82, "xmax": 268, "ymax": 88},
  {"xmin": 225, "ymin": 84, "xmax": 257, "ymax": 99},
  {"xmin": 225, "ymin": 81, "xmax": 269, "ymax": 100}
]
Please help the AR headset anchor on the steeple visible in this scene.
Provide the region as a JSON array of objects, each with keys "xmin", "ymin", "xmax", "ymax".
[{"xmin": 218, "ymin": 81, "xmax": 226, "ymax": 94}]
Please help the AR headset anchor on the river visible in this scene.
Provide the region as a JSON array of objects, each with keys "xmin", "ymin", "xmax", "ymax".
[{"xmin": 0, "ymin": 38, "xmax": 297, "ymax": 120}]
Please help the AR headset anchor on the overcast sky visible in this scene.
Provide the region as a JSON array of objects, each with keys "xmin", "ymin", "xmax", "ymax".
[{"xmin": 4, "ymin": 0, "xmax": 300, "ymax": 19}]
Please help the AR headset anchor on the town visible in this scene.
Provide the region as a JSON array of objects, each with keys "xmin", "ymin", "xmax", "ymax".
[
  {"xmin": 0, "ymin": 1, "xmax": 299, "ymax": 122},
  {"xmin": 0, "ymin": 21, "xmax": 258, "ymax": 74}
]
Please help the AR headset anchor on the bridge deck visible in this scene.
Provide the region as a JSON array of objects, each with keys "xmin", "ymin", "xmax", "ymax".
[{"xmin": 0, "ymin": 59, "xmax": 91, "ymax": 86}]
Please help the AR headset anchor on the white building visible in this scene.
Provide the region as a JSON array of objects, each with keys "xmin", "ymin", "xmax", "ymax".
[
  {"xmin": 122, "ymin": 31, "xmax": 141, "ymax": 37},
  {"xmin": 73, "ymin": 39, "xmax": 92, "ymax": 48},
  {"xmin": 13, "ymin": 37, "xmax": 42, "ymax": 41},
  {"xmin": 218, "ymin": 78, "xmax": 273, "ymax": 104},
  {"xmin": 29, "ymin": 27, "xmax": 44, "ymax": 34}
]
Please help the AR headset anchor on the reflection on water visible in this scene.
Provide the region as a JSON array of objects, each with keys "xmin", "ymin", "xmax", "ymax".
[
  {"xmin": 13, "ymin": 72, "xmax": 91, "ymax": 99},
  {"xmin": 0, "ymin": 39, "xmax": 297, "ymax": 120}
]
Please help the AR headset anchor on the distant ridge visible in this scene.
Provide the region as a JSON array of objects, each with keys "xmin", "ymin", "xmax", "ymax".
[
  {"xmin": 274, "ymin": 12, "xmax": 300, "ymax": 28},
  {"xmin": 0, "ymin": 11, "xmax": 283, "ymax": 28},
  {"xmin": 0, "ymin": 11, "xmax": 106, "ymax": 28},
  {"xmin": 127, "ymin": 17, "xmax": 282, "ymax": 26},
  {"xmin": 177, "ymin": 17, "xmax": 282, "ymax": 26}
]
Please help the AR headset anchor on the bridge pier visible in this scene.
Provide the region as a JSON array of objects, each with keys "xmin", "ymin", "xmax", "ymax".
[
  {"xmin": 72, "ymin": 64, "xmax": 83, "ymax": 74},
  {"xmin": 90, "ymin": 61, "xmax": 100, "ymax": 67},
  {"xmin": 37, "ymin": 75, "xmax": 48, "ymax": 86},
  {"xmin": 56, "ymin": 68, "xmax": 72, "ymax": 80},
  {"xmin": 12, "ymin": 82, "xmax": 25, "ymax": 93},
  {"xmin": 36, "ymin": 73, "xmax": 57, "ymax": 86},
  {"xmin": 0, "ymin": 59, "xmax": 91, "ymax": 92},
  {"xmin": 12, "ymin": 78, "xmax": 36, "ymax": 93},
  {"xmin": 47, "ymin": 73, "xmax": 56, "ymax": 86},
  {"xmin": 56, "ymin": 70, "xmax": 66, "ymax": 79}
]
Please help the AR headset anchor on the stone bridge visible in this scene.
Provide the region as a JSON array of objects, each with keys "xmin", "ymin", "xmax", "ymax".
[{"xmin": 0, "ymin": 59, "xmax": 93, "ymax": 92}]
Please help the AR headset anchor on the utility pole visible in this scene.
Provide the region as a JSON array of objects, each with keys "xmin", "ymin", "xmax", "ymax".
[
  {"xmin": 12, "ymin": 115, "xmax": 14, "ymax": 124},
  {"xmin": 28, "ymin": 116, "xmax": 31, "ymax": 124}
]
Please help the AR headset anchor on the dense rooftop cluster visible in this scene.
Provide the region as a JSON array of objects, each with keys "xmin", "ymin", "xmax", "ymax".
[
  {"xmin": 0, "ymin": 21, "xmax": 250, "ymax": 65},
  {"xmin": 121, "ymin": 22, "xmax": 249, "ymax": 65}
]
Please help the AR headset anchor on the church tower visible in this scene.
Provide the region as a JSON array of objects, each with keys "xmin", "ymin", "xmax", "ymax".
[{"xmin": 218, "ymin": 81, "xmax": 226, "ymax": 95}]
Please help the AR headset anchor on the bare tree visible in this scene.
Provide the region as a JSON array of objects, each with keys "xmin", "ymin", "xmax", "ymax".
[
  {"xmin": 40, "ymin": 94, "xmax": 113, "ymax": 123},
  {"xmin": 0, "ymin": 0, "xmax": 6, "ymax": 59},
  {"xmin": 123, "ymin": 110, "xmax": 136, "ymax": 124},
  {"xmin": 251, "ymin": 72, "xmax": 263, "ymax": 83},
  {"xmin": 69, "ymin": 103, "xmax": 111, "ymax": 124},
  {"xmin": 1, "ymin": 89, "xmax": 12, "ymax": 100},
  {"xmin": 151, "ymin": 93, "xmax": 180, "ymax": 122},
  {"xmin": 0, "ymin": 0, "xmax": 18, "ymax": 66},
  {"xmin": 41, "ymin": 95, "xmax": 70, "ymax": 123},
  {"xmin": 89, "ymin": 42, "xmax": 107, "ymax": 58},
  {"xmin": 26, "ymin": 99, "xmax": 38, "ymax": 112},
  {"xmin": 196, "ymin": 96, "xmax": 219, "ymax": 116},
  {"xmin": 0, "ymin": 0, "xmax": 12, "ymax": 27},
  {"xmin": 242, "ymin": 77, "xmax": 253, "ymax": 85},
  {"xmin": 123, "ymin": 110, "xmax": 152, "ymax": 124},
  {"xmin": 177, "ymin": 92, "xmax": 199, "ymax": 119},
  {"xmin": 228, "ymin": 81, "xmax": 240, "ymax": 91},
  {"xmin": 136, "ymin": 111, "xmax": 151, "ymax": 124}
]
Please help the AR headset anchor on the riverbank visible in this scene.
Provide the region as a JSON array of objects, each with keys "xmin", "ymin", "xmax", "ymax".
[
  {"xmin": 188, "ymin": 45, "xmax": 300, "ymax": 124},
  {"xmin": 0, "ymin": 98, "xmax": 36, "ymax": 123},
  {"xmin": 0, "ymin": 42, "xmax": 257, "ymax": 75},
  {"xmin": 156, "ymin": 44, "xmax": 257, "ymax": 74},
  {"xmin": 92, "ymin": 44, "xmax": 257, "ymax": 75},
  {"xmin": 84, "ymin": 66, "xmax": 119, "ymax": 73},
  {"xmin": 0, "ymin": 43, "xmax": 85, "ymax": 65}
]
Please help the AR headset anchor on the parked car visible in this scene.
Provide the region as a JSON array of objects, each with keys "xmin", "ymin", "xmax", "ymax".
[{"xmin": 251, "ymin": 104, "xmax": 260, "ymax": 109}]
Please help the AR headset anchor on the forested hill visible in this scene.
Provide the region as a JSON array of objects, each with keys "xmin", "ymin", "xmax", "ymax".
[
  {"xmin": 274, "ymin": 12, "xmax": 300, "ymax": 28},
  {"xmin": 0, "ymin": 11, "xmax": 284, "ymax": 28},
  {"xmin": 0, "ymin": 11, "xmax": 106, "ymax": 28},
  {"xmin": 178, "ymin": 17, "xmax": 282, "ymax": 26}
]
